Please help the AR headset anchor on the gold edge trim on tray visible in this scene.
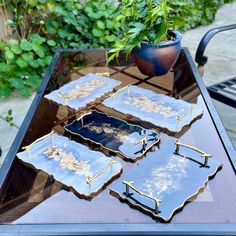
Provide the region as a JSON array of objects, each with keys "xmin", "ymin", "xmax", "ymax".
[
  {"xmin": 122, "ymin": 180, "xmax": 161, "ymax": 214},
  {"xmin": 174, "ymin": 140, "xmax": 212, "ymax": 167}
]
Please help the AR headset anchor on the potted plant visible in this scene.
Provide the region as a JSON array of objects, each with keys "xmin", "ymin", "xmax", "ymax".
[{"xmin": 108, "ymin": 0, "xmax": 182, "ymax": 76}]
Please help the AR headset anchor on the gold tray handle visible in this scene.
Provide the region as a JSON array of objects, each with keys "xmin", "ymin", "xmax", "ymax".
[
  {"xmin": 76, "ymin": 112, "xmax": 92, "ymax": 127},
  {"xmin": 176, "ymin": 105, "xmax": 195, "ymax": 123},
  {"xmin": 135, "ymin": 132, "xmax": 148, "ymax": 146},
  {"xmin": 174, "ymin": 140, "xmax": 212, "ymax": 167},
  {"xmin": 109, "ymin": 84, "xmax": 131, "ymax": 102},
  {"xmin": 58, "ymin": 92, "xmax": 70, "ymax": 105},
  {"xmin": 122, "ymin": 181, "xmax": 161, "ymax": 214},
  {"xmin": 96, "ymin": 72, "xmax": 110, "ymax": 77},
  {"xmin": 22, "ymin": 131, "xmax": 55, "ymax": 155},
  {"xmin": 87, "ymin": 160, "xmax": 118, "ymax": 185}
]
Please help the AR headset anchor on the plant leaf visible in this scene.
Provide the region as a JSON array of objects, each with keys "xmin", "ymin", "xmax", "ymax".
[
  {"xmin": 0, "ymin": 83, "xmax": 13, "ymax": 97},
  {"xmin": 0, "ymin": 63, "xmax": 12, "ymax": 73},
  {"xmin": 4, "ymin": 48, "xmax": 14, "ymax": 60},
  {"xmin": 106, "ymin": 35, "xmax": 116, "ymax": 42},
  {"xmin": 16, "ymin": 58, "xmax": 28, "ymax": 68},
  {"xmin": 32, "ymin": 43, "xmax": 45, "ymax": 57},
  {"xmin": 19, "ymin": 86, "xmax": 31, "ymax": 97},
  {"xmin": 25, "ymin": 75, "xmax": 41, "ymax": 89},
  {"xmin": 97, "ymin": 20, "xmax": 105, "ymax": 30},
  {"xmin": 21, "ymin": 52, "xmax": 34, "ymax": 62},
  {"xmin": 10, "ymin": 44, "xmax": 22, "ymax": 55},
  {"xmin": 30, "ymin": 34, "xmax": 46, "ymax": 44},
  {"xmin": 29, "ymin": 60, "xmax": 40, "ymax": 68},
  {"xmin": 92, "ymin": 28, "xmax": 103, "ymax": 37},
  {"xmin": 128, "ymin": 22, "xmax": 145, "ymax": 38},
  {"xmin": 47, "ymin": 39, "xmax": 57, "ymax": 46},
  {"xmin": 20, "ymin": 39, "xmax": 33, "ymax": 51},
  {"xmin": 11, "ymin": 77, "xmax": 25, "ymax": 90}
]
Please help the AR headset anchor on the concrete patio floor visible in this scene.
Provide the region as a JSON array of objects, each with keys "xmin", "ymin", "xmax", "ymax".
[{"xmin": 0, "ymin": 2, "xmax": 236, "ymax": 167}]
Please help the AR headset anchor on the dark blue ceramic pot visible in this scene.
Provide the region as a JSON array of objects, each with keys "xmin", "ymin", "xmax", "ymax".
[{"xmin": 132, "ymin": 31, "xmax": 182, "ymax": 76}]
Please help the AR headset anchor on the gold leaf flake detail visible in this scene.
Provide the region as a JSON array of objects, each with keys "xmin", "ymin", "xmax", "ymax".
[
  {"xmin": 62, "ymin": 79, "xmax": 104, "ymax": 100},
  {"xmin": 124, "ymin": 96, "xmax": 178, "ymax": 117},
  {"xmin": 43, "ymin": 147, "xmax": 92, "ymax": 177}
]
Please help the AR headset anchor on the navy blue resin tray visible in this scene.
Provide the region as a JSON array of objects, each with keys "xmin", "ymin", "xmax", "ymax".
[{"xmin": 64, "ymin": 111, "xmax": 160, "ymax": 161}]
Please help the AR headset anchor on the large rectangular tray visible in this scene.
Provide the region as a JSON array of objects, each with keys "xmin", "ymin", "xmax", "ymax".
[
  {"xmin": 110, "ymin": 140, "xmax": 222, "ymax": 222},
  {"xmin": 64, "ymin": 111, "xmax": 160, "ymax": 161},
  {"xmin": 17, "ymin": 133, "xmax": 122, "ymax": 198},
  {"xmin": 45, "ymin": 73, "xmax": 121, "ymax": 110},
  {"xmin": 103, "ymin": 85, "xmax": 203, "ymax": 132}
]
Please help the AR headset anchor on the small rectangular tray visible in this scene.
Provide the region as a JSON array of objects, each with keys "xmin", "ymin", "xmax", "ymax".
[
  {"xmin": 103, "ymin": 85, "xmax": 203, "ymax": 132},
  {"xmin": 45, "ymin": 73, "xmax": 121, "ymax": 110},
  {"xmin": 110, "ymin": 140, "xmax": 222, "ymax": 222},
  {"xmin": 17, "ymin": 133, "xmax": 122, "ymax": 198},
  {"xmin": 64, "ymin": 111, "xmax": 160, "ymax": 161}
]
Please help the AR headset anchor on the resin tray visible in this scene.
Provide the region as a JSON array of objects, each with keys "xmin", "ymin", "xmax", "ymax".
[
  {"xmin": 45, "ymin": 73, "xmax": 121, "ymax": 110},
  {"xmin": 103, "ymin": 85, "xmax": 203, "ymax": 132},
  {"xmin": 110, "ymin": 140, "xmax": 222, "ymax": 222},
  {"xmin": 17, "ymin": 133, "xmax": 122, "ymax": 198},
  {"xmin": 64, "ymin": 111, "xmax": 160, "ymax": 161}
]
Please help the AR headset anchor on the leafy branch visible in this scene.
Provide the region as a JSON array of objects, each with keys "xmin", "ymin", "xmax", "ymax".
[
  {"xmin": 0, "ymin": 109, "xmax": 19, "ymax": 128},
  {"xmin": 108, "ymin": 0, "xmax": 172, "ymax": 62}
]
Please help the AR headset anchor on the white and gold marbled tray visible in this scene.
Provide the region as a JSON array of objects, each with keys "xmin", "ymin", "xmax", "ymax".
[
  {"xmin": 103, "ymin": 85, "xmax": 203, "ymax": 132},
  {"xmin": 44, "ymin": 73, "xmax": 121, "ymax": 110},
  {"xmin": 17, "ymin": 133, "xmax": 122, "ymax": 198}
]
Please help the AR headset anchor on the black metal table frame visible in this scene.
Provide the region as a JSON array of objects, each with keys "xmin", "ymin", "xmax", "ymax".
[{"xmin": 0, "ymin": 48, "xmax": 235, "ymax": 236}]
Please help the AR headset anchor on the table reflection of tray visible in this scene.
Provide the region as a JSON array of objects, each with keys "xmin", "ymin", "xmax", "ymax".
[
  {"xmin": 103, "ymin": 85, "xmax": 203, "ymax": 132},
  {"xmin": 110, "ymin": 140, "xmax": 222, "ymax": 222},
  {"xmin": 64, "ymin": 111, "xmax": 160, "ymax": 161},
  {"xmin": 44, "ymin": 73, "xmax": 121, "ymax": 110},
  {"xmin": 17, "ymin": 133, "xmax": 122, "ymax": 198}
]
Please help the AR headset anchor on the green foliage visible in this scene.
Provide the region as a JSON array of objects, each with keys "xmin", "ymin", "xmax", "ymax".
[
  {"xmin": 0, "ymin": 0, "xmax": 234, "ymax": 97},
  {"xmin": 0, "ymin": 0, "xmax": 123, "ymax": 97},
  {"xmin": 169, "ymin": 0, "xmax": 235, "ymax": 31},
  {"xmin": 108, "ymin": 0, "xmax": 235, "ymax": 62},
  {"xmin": 0, "ymin": 37, "xmax": 54, "ymax": 97},
  {"xmin": 108, "ymin": 0, "xmax": 172, "ymax": 62},
  {"xmin": 45, "ymin": 0, "xmax": 122, "ymax": 49}
]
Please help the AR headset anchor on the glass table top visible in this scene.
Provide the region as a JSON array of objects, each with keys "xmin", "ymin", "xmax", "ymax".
[{"xmin": 0, "ymin": 49, "xmax": 236, "ymax": 225}]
